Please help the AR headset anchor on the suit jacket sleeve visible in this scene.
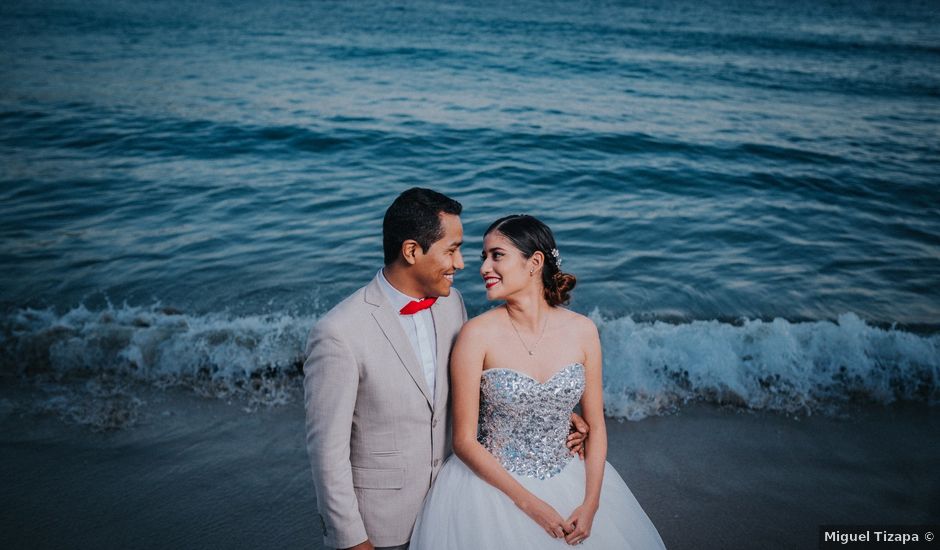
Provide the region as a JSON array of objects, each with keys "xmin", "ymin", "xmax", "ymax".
[
  {"xmin": 303, "ymin": 323, "xmax": 368, "ymax": 548},
  {"xmin": 457, "ymin": 288, "xmax": 468, "ymax": 324}
]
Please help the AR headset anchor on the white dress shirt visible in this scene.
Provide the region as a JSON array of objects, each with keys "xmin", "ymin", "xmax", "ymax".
[{"xmin": 377, "ymin": 268, "xmax": 437, "ymax": 402}]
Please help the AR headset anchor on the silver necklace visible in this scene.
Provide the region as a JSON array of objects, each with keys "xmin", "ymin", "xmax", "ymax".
[{"xmin": 507, "ymin": 310, "xmax": 548, "ymax": 356}]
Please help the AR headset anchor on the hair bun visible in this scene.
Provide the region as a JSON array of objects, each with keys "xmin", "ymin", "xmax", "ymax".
[{"xmin": 545, "ymin": 271, "xmax": 576, "ymax": 306}]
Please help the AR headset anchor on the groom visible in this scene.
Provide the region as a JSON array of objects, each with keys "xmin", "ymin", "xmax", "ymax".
[
  {"xmin": 304, "ymin": 188, "xmax": 465, "ymax": 550},
  {"xmin": 304, "ymin": 188, "xmax": 586, "ymax": 550}
]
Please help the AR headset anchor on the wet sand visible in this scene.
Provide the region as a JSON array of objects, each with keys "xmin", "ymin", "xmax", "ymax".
[{"xmin": 1, "ymin": 386, "xmax": 937, "ymax": 549}]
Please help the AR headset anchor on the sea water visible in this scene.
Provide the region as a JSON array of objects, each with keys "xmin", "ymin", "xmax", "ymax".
[{"xmin": 1, "ymin": 0, "xmax": 938, "ymax": 427}]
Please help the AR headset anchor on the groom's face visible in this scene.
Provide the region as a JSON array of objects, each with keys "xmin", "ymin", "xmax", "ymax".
[{"xmin": 412, "ymin": 213, "xmax": 464, "ymax": 298}]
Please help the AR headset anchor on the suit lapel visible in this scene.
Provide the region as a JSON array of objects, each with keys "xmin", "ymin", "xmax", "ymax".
[
  {"xmin": 430, "ymin": 300, "xmax": 451, "ymax": 409},
  {"xmin": 365, "ymin": 277, "xmax": 433, "ymax": 407}
]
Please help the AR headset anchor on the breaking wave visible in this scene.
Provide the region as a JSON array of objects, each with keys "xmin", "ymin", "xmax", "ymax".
[{"xmin": 2, "ymin": 304, "xmax": 937, "ymax": 428}]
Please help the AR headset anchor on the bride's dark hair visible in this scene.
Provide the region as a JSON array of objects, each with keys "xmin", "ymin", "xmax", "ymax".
[{"xmin": 484, "ymin": 214, "xmax": 576, "ymax": 307}]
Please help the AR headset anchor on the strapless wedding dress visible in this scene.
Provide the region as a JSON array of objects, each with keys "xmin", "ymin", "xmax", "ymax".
[{"xmin": 410, "ymin": 363, "xmax": 667, "ymax": 549}]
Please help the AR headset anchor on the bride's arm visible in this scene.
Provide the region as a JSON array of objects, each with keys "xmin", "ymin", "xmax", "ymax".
[
  {"xmin": 450, "ymin": 320, "xmax": 573, "ymax": 540},
  {"xmin": 565, "ymin": 319, "xmax": 606, "ymax": 545}
]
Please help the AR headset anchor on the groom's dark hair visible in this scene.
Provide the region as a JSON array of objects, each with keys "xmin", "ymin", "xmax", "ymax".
[{"xmin": 383, "ymin": 188, "xmax": 462, "ymax": 265}]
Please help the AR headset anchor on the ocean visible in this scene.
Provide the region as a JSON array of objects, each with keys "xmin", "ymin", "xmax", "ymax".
[{"xmin": 1, "ymin": 0, "xmax": 938, "ymax": 429}]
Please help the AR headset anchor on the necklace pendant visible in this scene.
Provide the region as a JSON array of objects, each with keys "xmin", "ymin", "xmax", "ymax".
[{"xmin": 528, "ymin": 350, "xmax": 534, "ymax": 356}]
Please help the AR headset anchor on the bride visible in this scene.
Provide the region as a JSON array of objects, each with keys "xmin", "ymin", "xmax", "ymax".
[{"xmin": 410, "ymin": 214, "xmax": 666, "ymax": 548}]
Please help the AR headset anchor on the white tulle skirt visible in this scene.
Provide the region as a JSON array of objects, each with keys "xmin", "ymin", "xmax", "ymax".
[{"xmin": 410, "ymin": 455, "xmax": 666, "ymax": 549}]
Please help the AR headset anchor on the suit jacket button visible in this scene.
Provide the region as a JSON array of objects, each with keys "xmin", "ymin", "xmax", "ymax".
[
  {"xmin": 432, "ymin": 418, "xmax": 438, "ymax": 428},
  {"xmin": 433, "ymin": 458, "xmax": 441, "ymax": 467}
]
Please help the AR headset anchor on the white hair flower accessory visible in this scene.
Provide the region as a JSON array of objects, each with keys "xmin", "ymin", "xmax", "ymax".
[{"xmin": 550, "ymin": 248, "xmax": 562, "ymax": 268}]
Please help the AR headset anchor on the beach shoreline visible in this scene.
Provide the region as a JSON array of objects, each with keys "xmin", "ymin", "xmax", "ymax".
[{"xmin": 1, "ymin": 385, "xmax": 936, "ymax": 549}]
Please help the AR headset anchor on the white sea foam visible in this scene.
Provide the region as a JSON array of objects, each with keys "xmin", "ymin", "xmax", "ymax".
[
  {"xmin": 1, "ymin": 303, "xmax": 315, "ymax": 382},
  {"xmin": 0, "ymin": 303, "xmax": 319, "ymax": 427},
  {"xmin": 2, "ymin": 305, "xmax": 937, "ymax": 428},
  {"xmin": 595, "ymin": 310, "xmax": 939, "ymax": 420}
]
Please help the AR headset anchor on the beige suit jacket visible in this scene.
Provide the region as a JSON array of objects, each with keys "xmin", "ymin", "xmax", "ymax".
[{"xmin": 303, "ymin": 273, "xmax": 467, "ymax": 548}]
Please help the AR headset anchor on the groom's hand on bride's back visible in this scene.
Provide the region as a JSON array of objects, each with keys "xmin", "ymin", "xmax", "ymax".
[
  {"xmin": 567, "ymin": 412, "xmax": 589, "ymax": 459},
  {"xmin": 341, "ymin": 540, "xmax": 374, "ymax": 550}
]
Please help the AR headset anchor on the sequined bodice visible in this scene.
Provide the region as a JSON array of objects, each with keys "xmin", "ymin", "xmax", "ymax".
[{"xmin": 478, "ymin": 363, "xmax": 585, "ymax": 480}]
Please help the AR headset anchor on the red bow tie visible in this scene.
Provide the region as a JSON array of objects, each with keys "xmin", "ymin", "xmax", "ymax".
[{"xmin": 399, "ymin": 297, "xmax": 437, "ymax": 315}]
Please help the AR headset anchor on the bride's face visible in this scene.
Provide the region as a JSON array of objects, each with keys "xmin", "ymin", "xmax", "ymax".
[{"xmin": 480, "ymin": 232, "xmax": 536, "ymax": 301}]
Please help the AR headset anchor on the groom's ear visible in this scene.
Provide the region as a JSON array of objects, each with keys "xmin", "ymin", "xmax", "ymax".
[{"xmin": 401, "ymin": 239, "xmax": 420, "ymax": 265}]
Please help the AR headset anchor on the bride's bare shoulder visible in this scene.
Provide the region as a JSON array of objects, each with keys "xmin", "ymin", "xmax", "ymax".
[
  {"xmin": 555, "ymin": 308, "xmax": 599, "ymax": 340},
  {"xmin": 458, "ymin": 306, "xmax": 505, "ymax": 340}
]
